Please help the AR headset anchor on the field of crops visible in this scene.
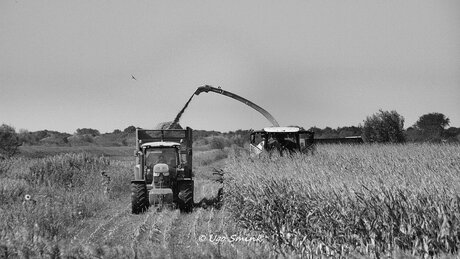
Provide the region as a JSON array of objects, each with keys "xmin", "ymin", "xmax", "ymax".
[
  {"xmin": 0, "ymin": 148, "xmax": 254, "ymax": 258},
  {"xmin": 224, "ymin": 144, "xmax": 460, "ymax": 257},
  {"xmin": 1, "ymin": 143, "xmax": 459, "ymax": 258}
]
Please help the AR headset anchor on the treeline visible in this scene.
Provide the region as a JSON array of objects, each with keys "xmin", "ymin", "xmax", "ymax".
[
  {"xmin": 362, "ymin": 111, "xmax": 459, "ymax": 143},
  {"xmin": 308, "ymin": 126, "xmax": 362, "ymax": 139},
  {"xmin": 16, "ymin": 126, "xmax": 137, "ymax": 147},
  {"xmin": 1, "ymin": 110, "xmax": 459, "ymax": 157}
]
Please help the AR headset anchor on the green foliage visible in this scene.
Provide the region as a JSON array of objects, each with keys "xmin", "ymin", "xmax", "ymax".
[
  {"xmin": 308, "ymin": 126, "xmax": 362, "ymax": 139},
  {"xmin": 209, "ymin": 136, "xmax": 226, "ymax": 150},
  {"xmin": 362, "ymin": 110, "xmax": 405, "ymax": 143},
  {"xmin": 0, "ymin": 124, "xmax": 20, "ymax": 158},
  {"xmin": 25, "ymin": 153, "xmax": 110, "ymax": 187},
  {"xmin": 193, "ymin": 130, "xmax": 222, "ymax": 141},
  {"xmin": 193, "ymin": 149, "xmax": 228, "ymax": 166},
  {"xmin": 224, "ymin": 144, "xmax": 460, "ymax": 257},
  {"xmin": 67, "ymin": 134, "xmax": 95, "ymax": 146},
  {"xmin": 444, "ymin": 127, "xmax": 460, "ymax": 143},
  {"xmin": 76, "ymin": 128, "xmax": 100, "ymax": 136},
  {"xmin": 415, "ymin": 112, "xmax": 450, "ymax": 131},
  {"xmin": 18, "ymin": 129, "xmax": 71, "ymax": 146},
  {"xmin": 413, "ymin": 113, "xmax": 450, "ymax": 142},
  {"xmin": 123, "ymin": 125, "xmax": 136, "ymax": 133},
  {"xmin": 0, "ymin": 178, "xmax": 30, "ymax": 205},
  {"xmin": 0, "ymin": 152, "xmax": 133, "ymax": 257}
]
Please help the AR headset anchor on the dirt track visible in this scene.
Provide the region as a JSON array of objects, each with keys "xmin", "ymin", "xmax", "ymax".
[{"xmin": 66, "ymin": 165, "xmax": 227, "ymax": 258}]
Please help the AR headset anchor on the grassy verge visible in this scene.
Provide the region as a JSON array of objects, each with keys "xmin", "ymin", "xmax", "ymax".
[{"xmin": 0, "ymin": 153, "xmax": 132, "ymax": 257}]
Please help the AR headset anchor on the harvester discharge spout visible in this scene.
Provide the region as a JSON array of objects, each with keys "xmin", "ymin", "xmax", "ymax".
[{"xmin": 194, "ymin": 85, "xmax": 280, "ymax": 127}]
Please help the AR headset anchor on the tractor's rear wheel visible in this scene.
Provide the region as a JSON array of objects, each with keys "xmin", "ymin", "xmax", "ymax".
[
  {"xmin": 131, "ymin": 181, "xmax": 149, "ymax": 214},
  {"xmin": 177, "ymin": 181, "xmax": 194, "ymax": 213}
]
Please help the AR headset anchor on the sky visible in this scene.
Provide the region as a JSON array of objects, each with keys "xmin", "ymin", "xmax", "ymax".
[{"xmin": 1, "ymin": 0, "xmax": 459, "ymax": 133}]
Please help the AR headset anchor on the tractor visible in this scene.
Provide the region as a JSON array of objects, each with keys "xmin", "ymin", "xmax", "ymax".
[{"xmin": 131, "ymin": 127, "xmax": 194, "ymax": 214}]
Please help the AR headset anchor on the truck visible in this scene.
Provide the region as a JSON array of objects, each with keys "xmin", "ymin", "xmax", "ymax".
[{"xmin": 131, "ymin": 127, "xmax": 194, "ymax": 214}]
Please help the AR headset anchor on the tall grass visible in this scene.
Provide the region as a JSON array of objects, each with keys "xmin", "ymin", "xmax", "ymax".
[
  {"xmin": 224, "ymin": 143, "xmax": 460, "ymax": 257},
  {"xmin": 0, "ymin": 153, "xmax": 132, "ymax": 257},
  {"xmin": 193, "ymin": 149, "xmax": 228, "ymax": 167}
]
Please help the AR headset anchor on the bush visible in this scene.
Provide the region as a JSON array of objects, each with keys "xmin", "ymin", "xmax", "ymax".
[
  {"xmin": 0, "ymin": 124, "xmax": 20, "ymax": 158},
  {"xmin": 362, "ymin": 110, "xmax": 405, "ymax": 143},
  {"xmin": 209, "ymin": 136, "xmax": 226, "ymax": 150},
  {"xmin": 75, "ymin": 128, "xmax": 100, "ymax": 136},
  {"xmin": 123, "ymin": 125, "xmax": 136, "ymax": 133}
]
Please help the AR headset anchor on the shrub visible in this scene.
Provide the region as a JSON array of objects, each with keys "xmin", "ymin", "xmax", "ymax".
[
  {"xmin": 0, "ymin": 124, "xmax": 20, "ymax": 158},
  {"xmin": 123, "ymin": 125, "xmax": 136, "ymax": 133},
  {"xmin": 362, "ymin": 110, "xmax": 405, "ymax": 143},
  {"xmin": 75, "ymin": 128, "xmax": 100, "ymax": 136},
  {"xmin": 209, "ymin": 136, "xmax": 226, "ymax": 150}
]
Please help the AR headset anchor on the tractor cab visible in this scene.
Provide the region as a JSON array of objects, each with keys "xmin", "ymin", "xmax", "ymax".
[
  {"xmin": 141, "ymin": 142, "xmax": 182, "ymax": 185},
  {"xmin": 132, "ymin": 128, "xmax": 194, "ymax": 214},
  {"xmin": 250, "ymin": 126, "xmax": 315, "ymax": 156}
]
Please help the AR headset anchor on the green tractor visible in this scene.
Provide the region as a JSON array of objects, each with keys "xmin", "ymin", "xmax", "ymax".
[{"xmin": 131, "ymin": 127, "xmax": 194, "ymax": 214}]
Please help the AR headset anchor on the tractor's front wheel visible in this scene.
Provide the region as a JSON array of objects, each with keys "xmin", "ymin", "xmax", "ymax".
[
  {"xmin": 177, "ymin": 181, "xmax": 194, "ymax": 213},
  {"xmin": 131, "ymin": 180, "xmax": 149, "ymax": 214}
]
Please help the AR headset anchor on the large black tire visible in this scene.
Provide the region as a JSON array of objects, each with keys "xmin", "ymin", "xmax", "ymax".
[
  {"xmin": 177, "ymin": 181, "xmax": 194, "ymax": 213},
  {"xmin": 131, "ymin": 181, "xmax": 149, "ymax": 214}
]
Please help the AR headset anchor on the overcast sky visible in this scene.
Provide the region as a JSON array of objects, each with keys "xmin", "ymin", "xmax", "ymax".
[{"xmin": 1, "ymin": 0, "xmax": 459, "ymax": 133}]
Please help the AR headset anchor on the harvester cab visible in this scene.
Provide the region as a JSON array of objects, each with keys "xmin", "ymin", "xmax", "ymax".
[
  {"xmin": 131, "ymin": 127, "xmax": 194, "ymax": 214},
  {"xmin": 249, "ymin": 126, "xmax": 315, "ymax": 156}
]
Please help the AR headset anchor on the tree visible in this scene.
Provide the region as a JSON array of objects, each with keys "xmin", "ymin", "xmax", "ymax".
[
  {"xmin": 444, "ymin": 127, "xmax": 460, "ymax": 143},
  {"xmin": 0, "ymin": 124, "xmax": 21, "ymax": 158},
  {"xmin": 413, "ymin": 113, "xmax": 450, "ymax": 142},
  {"xmin": 321, "ymin": 127, "xmax": 339, "ymax": 139},
  {"xmin": 338, "ymin": 126, "xmax": 362, "ymax": 138},
  {"xmin": 76, "ymin": 128, "xmax": 100, "ymax": 136},
  {"xmin": 123, "ymin": 126, "xmax": 136, "ymax": 133},
  {"xmin": 362, "ymin": 110, "xmax": 405, "ymax": 143},
  {"xmin": 308, "ymin": 127, "xmax": 323, "ymax": 138}
]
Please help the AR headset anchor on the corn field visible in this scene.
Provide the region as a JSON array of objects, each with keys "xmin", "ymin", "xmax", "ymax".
[
  {"xmin": 1, "ymin": 144, "xmax": 460, "ymax": 258},
  {"xmin": 224, "ymin": 143, "xmax": 460, "ymax": 258}
]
